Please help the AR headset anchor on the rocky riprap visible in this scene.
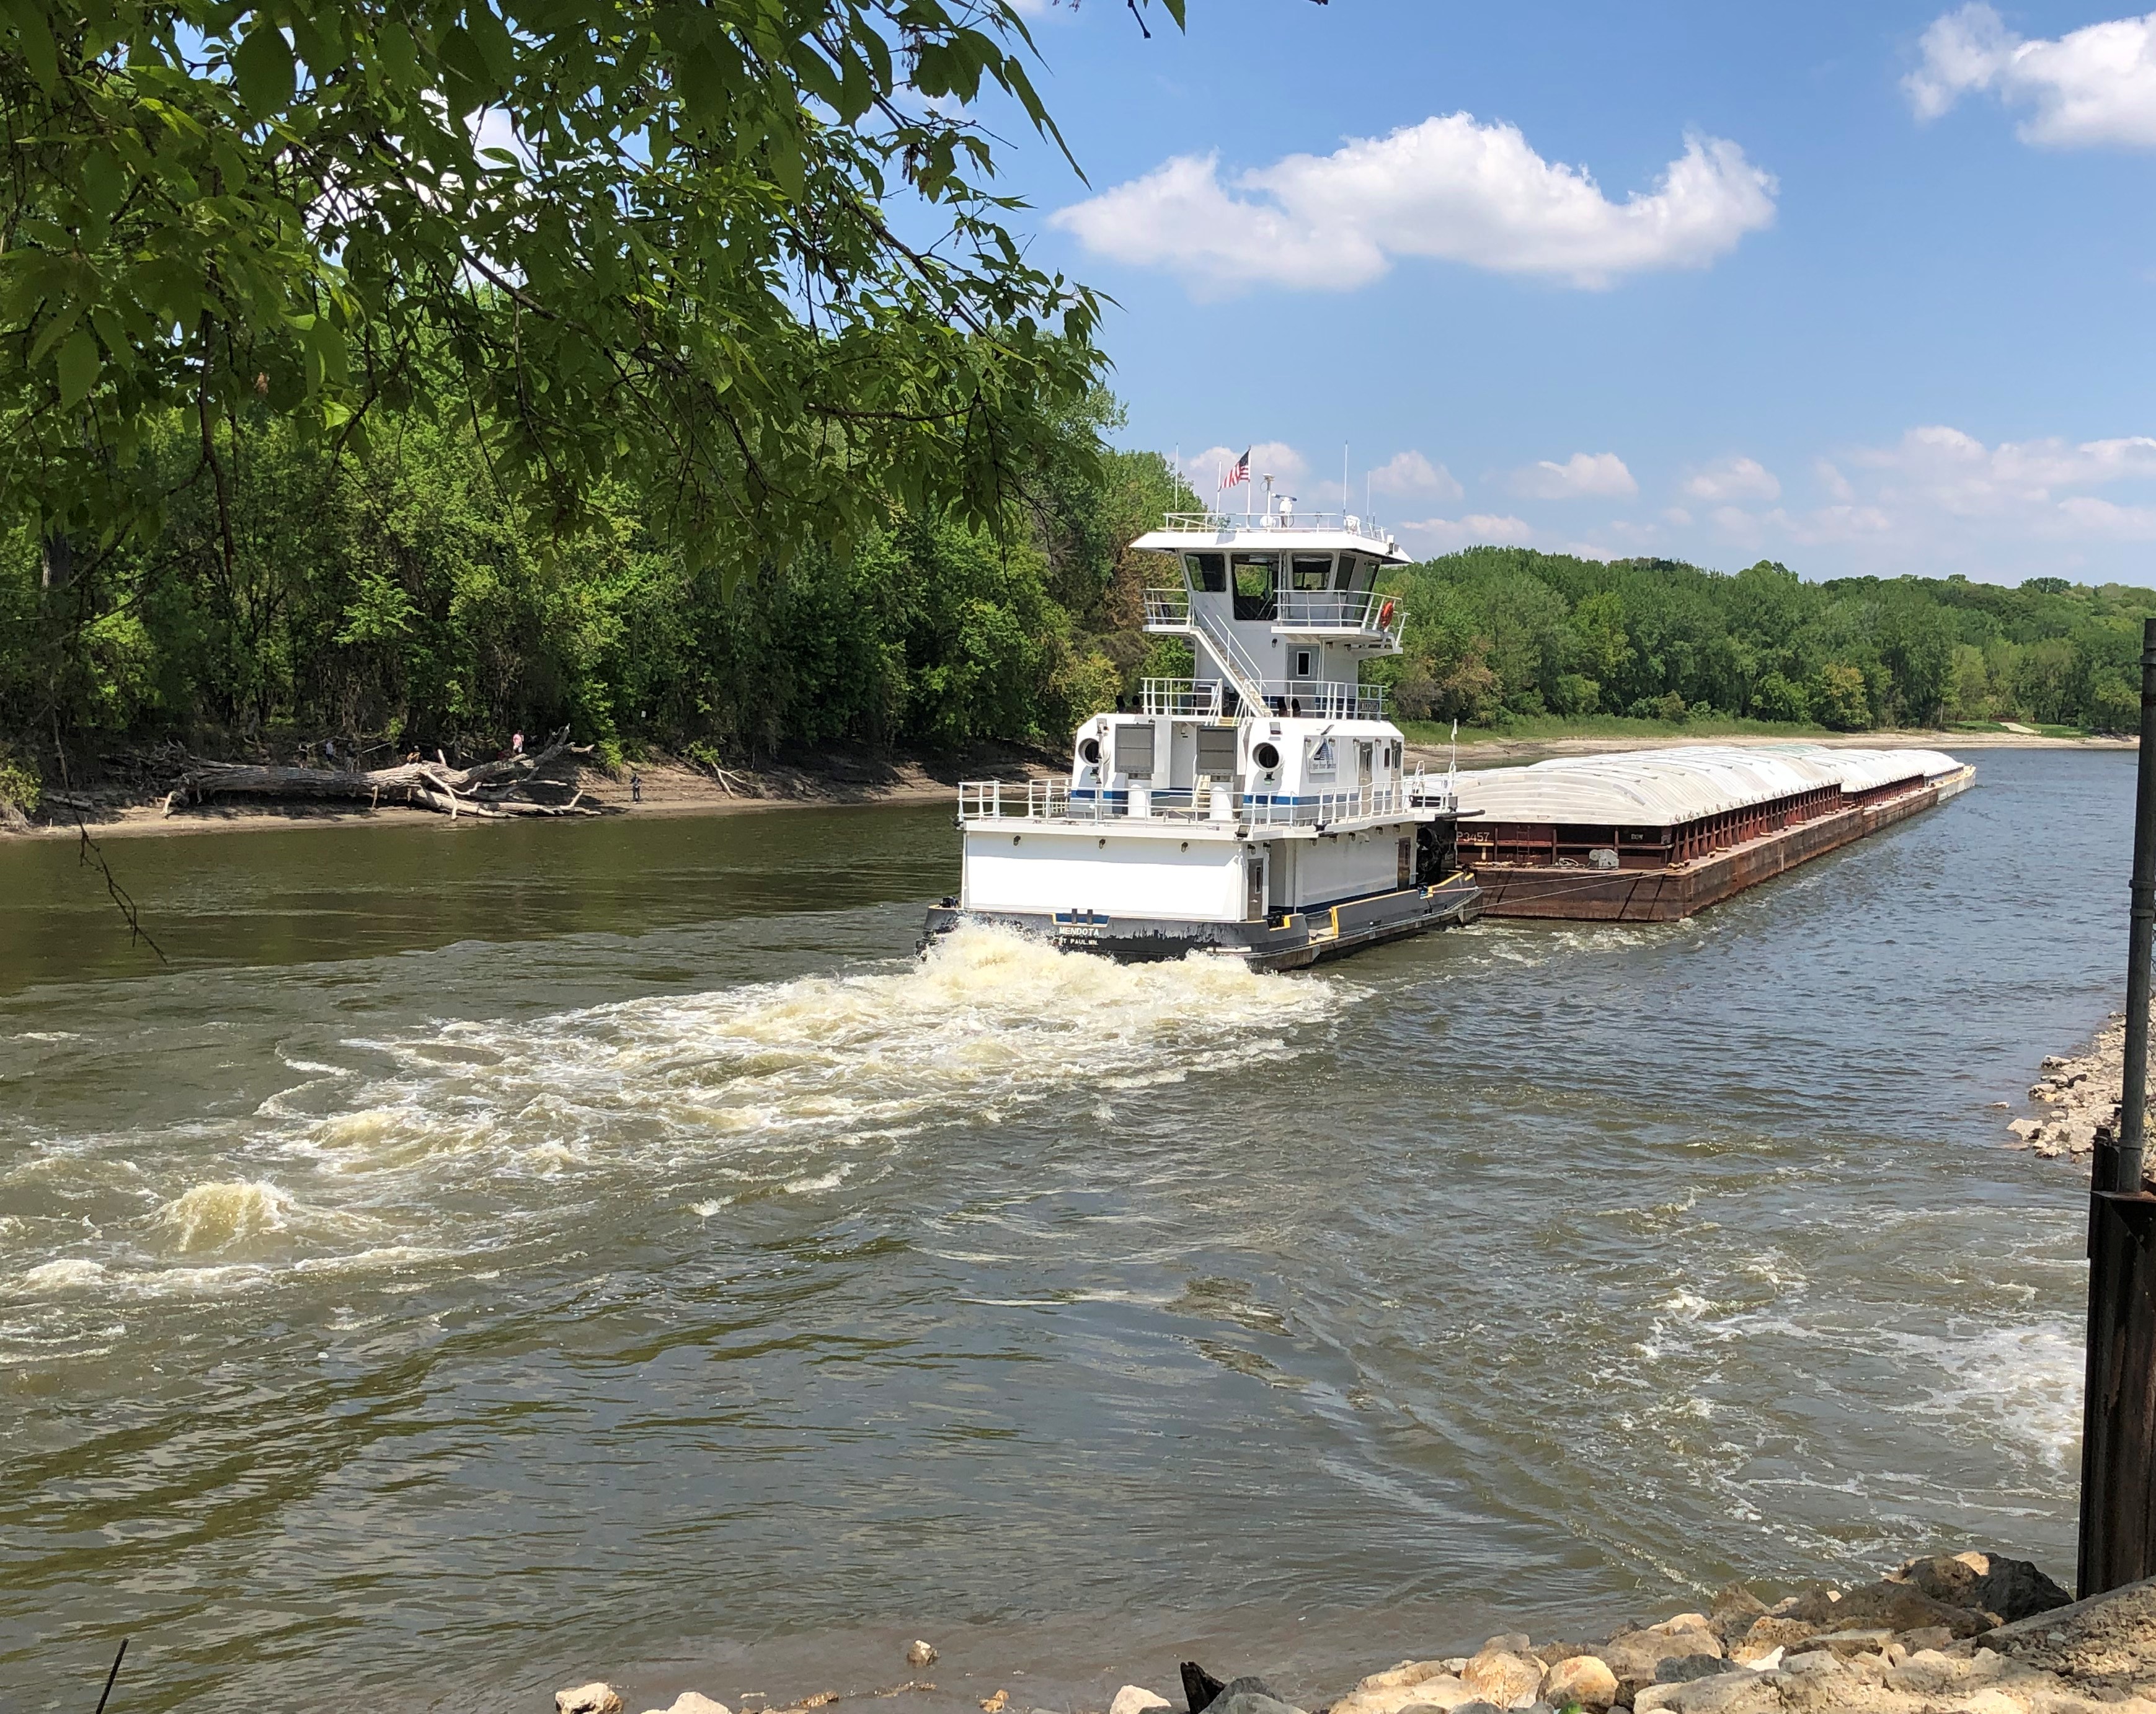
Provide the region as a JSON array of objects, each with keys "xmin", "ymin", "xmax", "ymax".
[
  {"xmin": 557, "ymin": 1550, "xmax": 2156, "ymax": 1714},
  {"xmin": 2008, "ymin": 1013, "xmax": 2154, "ymax": 1160}
]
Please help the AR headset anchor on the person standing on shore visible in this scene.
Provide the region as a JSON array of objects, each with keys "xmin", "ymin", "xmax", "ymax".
[{"xmin": 631, "ymin": 770, "xmax": 642, "ymax": 804}]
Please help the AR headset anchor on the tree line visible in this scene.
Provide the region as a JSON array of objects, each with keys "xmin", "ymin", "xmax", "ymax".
[
  {"xmin": 1370, "ymin": 548, "xmax": 2156, "ymax": 734},
  {"xmin": 0, "ymin": 391, "xmax": 1197, "ymax": 789}
]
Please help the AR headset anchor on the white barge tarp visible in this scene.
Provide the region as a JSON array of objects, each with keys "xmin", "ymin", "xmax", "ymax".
[{"xmin": 1452, "ymin": 744, "xmax": 1964, "ymax": 830}]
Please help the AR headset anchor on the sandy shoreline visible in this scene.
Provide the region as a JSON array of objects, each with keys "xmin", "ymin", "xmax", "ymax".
[{"xmin": 0, "ymin": 729, "xmax": 2121, "ymax": 843}]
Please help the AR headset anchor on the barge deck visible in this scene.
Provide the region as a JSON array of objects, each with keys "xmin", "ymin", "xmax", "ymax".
[{"xmin": 1456, "ymin": 745, "xmax": 1974, "ymax": 923}]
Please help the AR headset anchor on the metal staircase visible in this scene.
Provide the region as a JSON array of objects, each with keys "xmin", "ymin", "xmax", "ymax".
[{"xmin": 1188, "ymin": 602, "xmax": 1272, "ymax": 717}]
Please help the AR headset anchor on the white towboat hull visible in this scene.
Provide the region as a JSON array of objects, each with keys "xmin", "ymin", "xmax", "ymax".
[{"xmin": 920, "ymin": 873, "xmax": 1479, "ymax": 972}]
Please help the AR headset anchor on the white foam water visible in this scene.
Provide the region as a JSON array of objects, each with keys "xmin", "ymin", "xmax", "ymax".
[{"xmin": 2, "ymin": 928, "xmax": 1347, "ymax": 1310}]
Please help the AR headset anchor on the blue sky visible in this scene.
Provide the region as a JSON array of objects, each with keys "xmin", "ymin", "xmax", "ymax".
[{"xmin": 970, "ymin": 1, "xmax": 2156, "ymax": 584}]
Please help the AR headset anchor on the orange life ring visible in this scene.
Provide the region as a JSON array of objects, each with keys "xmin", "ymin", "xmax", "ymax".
[{"xmin": 1377, "ymin": 598, "xmax": 1396, "ymax": 627}]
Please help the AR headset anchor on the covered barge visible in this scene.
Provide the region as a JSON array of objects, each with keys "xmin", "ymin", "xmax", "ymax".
[{"xmin": 1453, "ymin": 744, "xmax": 1974, "ymax": 921}]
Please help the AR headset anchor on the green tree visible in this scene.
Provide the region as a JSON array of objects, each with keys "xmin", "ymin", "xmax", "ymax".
[{"xmin": 1, "ymin": 0, "xmax": 1171, "ymax": 582}]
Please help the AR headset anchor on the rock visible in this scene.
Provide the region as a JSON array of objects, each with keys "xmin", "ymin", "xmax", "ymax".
[
  {"xmin": 1741, "ymin": 1650, "xmax": 1782, "ymax": 1674},
  {"xmin": 981, "ymin": 1693, "xmax": 1008, "ymax": 1714},
  {"xmin": 1358, "ymin": 1664, "xmax": 1455, "ymax": 1695},
  {"xmin": 1810, "ymin": 1628, "xmax": 1895, "ymax": 1657},
  {"xmin": 1896, "ymin": 1625, "xmax": 1954, "ymax": 1654},
  {"xmin": 908, "ymin": 1641, "xmax": 939, "ymax": 1668},
  {"xmin": 1332, "ymin": 1684, "xmax": 1467, "ymax": 1714},
  {"xmin": 1462, "ymin": 1649, "xmax": 1545, "ymax": 1710},
  {"xmin": 1961, "ymin": 1692, "xmax": 2025, "ymax": 1714},
  {"xmin": 640, "ymin": 1697, "xmax": 729, "ymax": 1714},
  {"xmin": 1708, "ymin": 1587, "xmax": 1769, "ymax": 1645},
  {"xmin": 1785, "ymin": 1578, "xmax": 1992, "ymax": 1638},
  {"xmin": 1111, "ymin": 1690, "xmax": 1172, "ymax": 1714},
  {"xmin": 1390, "ymin": 1679, "xmax": 1476, "ymax": 1713},
  {"xmin": 1889, "ymin": 1552, "xmax": 2072, "ymax": 1626},
  {"xmin": 1200, "ymin": 1679, "xmax": 1304, "ymax": 1714},
  {"xmin": 1545, "ymin": 1655, "xmax": 1618, "ymax": 1711},
  {"xmin": 1732, "ymin": 1617, "xmax": 1815, "ymax": 1664},
  {"xmin": 1444, "ymin": 1703, "xmax": 1503, "ymax": 1714},
  {"xmin": 1631, "ymin": 1686, "xmax": 1686, "ymax": 1714},
  {"xmin": 558, "ymin": 1685, "xmax": 624, "ymax": 1714},
  {"xmin": 1653, "ymin": 1656, "xmax": 1730, "ymax": 1685}
]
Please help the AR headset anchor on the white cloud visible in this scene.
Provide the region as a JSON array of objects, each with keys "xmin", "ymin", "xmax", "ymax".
[
  {"xmin": 1366, "ymin": 450, "xmax": 1463, "ymax": 500},
  {"xmin": 1394, "ymin": 513, "xmax": 1535, "ymax": 553},
  {"xmin": 1907, "ymin": 5, "xmax": 2156, "ymax": 147},
  {"xmin": 1681, "ymin": 455, "xmax": 1781, "ymax": 502},
  {"xmin": 1512, "ymin": 452, "xmax": 1638, "ymax": 500},
  {"xmin": 1850, "ymin": 425, "xmax": 2156, "ymax": 517},
  {"xmin": 1662, "ymin": 506, "xmax": 1695, "ymax": 527},
  {"xmin": 1051, "ymin": 114, "xmax": 1777, "ymax": 296}
]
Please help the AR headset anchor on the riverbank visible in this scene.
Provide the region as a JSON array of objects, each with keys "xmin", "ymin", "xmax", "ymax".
[
  {"xmin": 2006, "ymin": 1012, "xmax": 2155, "ymax": 1165},
  {"xmin": 0, "ymin": 744, "xmax": 1048, "ymax": 840},
  {"xmin": 1, "ymin": 727, "xmax": 2116, "ymax": 842},
  {"xmin": 556, "ymin": 1552, "xmax": 2156, "ymax": 1714}
]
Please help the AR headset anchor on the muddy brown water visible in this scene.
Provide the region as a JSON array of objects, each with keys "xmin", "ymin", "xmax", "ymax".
[{"xmin": 0, "ymin": 750, "xmax": 2126, "ymax": 1711}]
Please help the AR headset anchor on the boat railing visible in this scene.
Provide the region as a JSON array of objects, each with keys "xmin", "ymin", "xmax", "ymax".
[
  {"xmin": 1139, "ymin": 678, "xmax": 1225, "ymax": 717},
  {"xmin": 1133, "ymin": 678, "xmax": 1389, "ymax": 721},
  {"xmin": 1153, "ymin": 510, "xmax": 1391, "ymax": 541},
  {"xmin": 1142, "ymin": 586, "xmax": 1192, "ymax": 629},
  {"xmin": 1272, "ymin": 591, "xmax": 1406, "ymax": 644},
  {"xmin": 958, "ymin": 771, "xmax": 1445, "ymax": 828}
]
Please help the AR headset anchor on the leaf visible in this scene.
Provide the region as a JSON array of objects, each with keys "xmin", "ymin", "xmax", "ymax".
[
  {"xmin": 233, "ymin": 22, "xmax": 296, "ymax": 119},
  {"xmin": 56, "ymin": 327, "xmax": 99, "ymax": 407},
  {"xmin": 79, "ymin": 148, "xmax": 126, "ymax": 221},
  {"xmin": 8, "ymin": 0, "xmax": 58, "ymax": 93},
  {"xmin": 464, "ymin": 4, "xmax": 518, "ymax": 93},
  {"xmin": 376, "ymin": 18, "xmax": 420, "ymax": 91}
]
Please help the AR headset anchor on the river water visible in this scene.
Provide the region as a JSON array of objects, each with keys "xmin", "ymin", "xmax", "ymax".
[{"xmin": 0, "ymin": 748, "xmax": 2126, "ymax": 1712}]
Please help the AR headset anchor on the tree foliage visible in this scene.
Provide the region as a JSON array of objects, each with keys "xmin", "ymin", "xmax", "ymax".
[
  {"xmin": 1375, "ymin": 548, "xmax": 2156, "ymax": 732},
  {"xmin": 0, "ymin": 387, "xmax": 1195, "ymax": 760},
  {"xmin": 1, "ymin": 0, "xmax": 1171, "ymax": 577}
]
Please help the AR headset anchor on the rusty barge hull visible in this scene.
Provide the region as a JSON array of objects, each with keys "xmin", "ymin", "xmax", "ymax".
[{"xmin": 1467, "ymin": 762, "xmax": 1974, "ymax": 923}]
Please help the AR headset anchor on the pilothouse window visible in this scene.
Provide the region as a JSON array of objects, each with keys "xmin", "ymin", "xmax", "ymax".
[
  {"xmin": 1291, "ymin": 554, "xmax": 1332, "ymax": 591},
  {"xmin": 1334, "ymin": 554, "xmax": 1359, "ymax": 591},
  {"xmin": 1184, "ymin": 552, "xmax": 1227, "ymax": 593},
  {"xmin": 1230, "ymin": 554, "xmax": 1277, "ymax": 621}
]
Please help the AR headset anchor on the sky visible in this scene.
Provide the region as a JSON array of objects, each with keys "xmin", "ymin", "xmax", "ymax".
[{"xmin": 964, "ymin": 1, "xmax": 2156, "ymax": 585}]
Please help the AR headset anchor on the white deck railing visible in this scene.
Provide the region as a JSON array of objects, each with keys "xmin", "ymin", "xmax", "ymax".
[
  {"xmin": 1151, "ymin": 510, "xmax": 1391, "ymax": 541},
  {"xmin": 958, "ymin": 768, "xmax": 1450, "ymax": 829},
  {"xmin": 1134, "ymin": 678, "xmax": 1388, "ymax": 720}
]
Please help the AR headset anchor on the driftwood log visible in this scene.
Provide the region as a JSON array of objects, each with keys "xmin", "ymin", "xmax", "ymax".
[{"xmin": 165, "ymin": 728, "xmax": 600, "ymax": 820}]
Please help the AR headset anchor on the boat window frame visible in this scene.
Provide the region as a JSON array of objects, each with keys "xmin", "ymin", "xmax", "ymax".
[
  {"xmin": 1184, "ymin": 551, "xmax": 1227, "ymax": 593},
  {"xmin": 1230, "ymin": 553, "xmax": 1278, "ymax": 621}
]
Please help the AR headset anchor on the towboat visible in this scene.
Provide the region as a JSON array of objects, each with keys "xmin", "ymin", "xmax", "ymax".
[{"xmin": 922, "ymin": 502, "xmax": 1479, "ymax": 970}]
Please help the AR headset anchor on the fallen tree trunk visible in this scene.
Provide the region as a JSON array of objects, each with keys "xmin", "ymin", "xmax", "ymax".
[{"xmin": 166, "ymin": 729, "xmax": 600, "ymax": 820}]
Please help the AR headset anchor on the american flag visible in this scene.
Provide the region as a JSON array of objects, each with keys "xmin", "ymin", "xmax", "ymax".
[{"xmin": 1220, "ymin": 448, "xmax": 1251, "ymax": 489}]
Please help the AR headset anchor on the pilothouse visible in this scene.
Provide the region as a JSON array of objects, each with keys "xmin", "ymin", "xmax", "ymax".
[{"xmin": 922, "ymin": 497, "xmax": 1479, "ymax": 969}]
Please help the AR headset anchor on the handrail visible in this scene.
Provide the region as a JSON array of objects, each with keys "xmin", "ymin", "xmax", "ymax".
[
  {"xmin": 956, "ymin": 769, "xmax": 1447, "ymax": 828},
  {"xmin": 1155, "ymin": 510, "xmax": 1391, "ymax": 541},
  {"xmin": 1142, "ymin": 586, "xmax": 1191, "ymax": 628},
  {"xmin": 1187, "ymin": 599, "xmax": 1273, "ymax": 709},
  {"xmin": 1272, "ymin": 590, "xmax": 1406, "ymax": 643}
]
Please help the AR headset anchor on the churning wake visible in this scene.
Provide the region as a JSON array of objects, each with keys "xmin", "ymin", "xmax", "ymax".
[{"xmin": 1, "ymin": 928, "xmax": 1346, "ymax": 1326}]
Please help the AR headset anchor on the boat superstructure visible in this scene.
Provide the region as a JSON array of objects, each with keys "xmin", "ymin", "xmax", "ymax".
[{"xmin": 923, "ymin": 504, "xmax": 1479, "ymax": 970}]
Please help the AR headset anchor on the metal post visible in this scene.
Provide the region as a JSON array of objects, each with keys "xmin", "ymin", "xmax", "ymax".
[
  {"xmin": 2118, "ymin": 615, "xmax": 2156, "ymax": 1193},
  {"xmin": 2077, "ymin": 615, "xmax": 2156, "ymax": 1597}
]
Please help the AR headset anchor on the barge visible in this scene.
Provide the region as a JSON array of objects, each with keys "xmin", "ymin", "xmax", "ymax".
[
  {"xmin": 1453, "ymin": 744, "xmax": 1974, "ymax": 921},
  {"xmin": 924, "ymin": 502, "xmax": 1479, "ymax": 970}
]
